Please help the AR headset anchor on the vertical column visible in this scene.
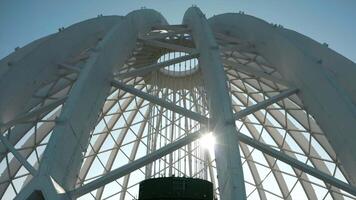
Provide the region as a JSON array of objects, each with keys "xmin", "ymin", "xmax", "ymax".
[
  {"xmin": 183, "ymin": 7, "xmax": 246, "ymax": 200},
  {"xmin": 16, "ymin": 9, "xmax": 166, "ymax": 200}
]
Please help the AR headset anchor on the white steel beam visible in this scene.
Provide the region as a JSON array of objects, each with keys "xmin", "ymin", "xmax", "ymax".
[
  {"xmin": 229, "ymin": 79, "xmax": 314, "ymax": 199},
  {"xmin": 183, "ymin": 7, "xmax": 246, "ymax": 200},
  {"xmin": 118, "ymin": 53, "xmax": 199, "ymax": 79},
  {"xmin": 77, "ymin": 82, "xmax": 146, "ymax": 185},
  {"xmin": 0, "ymin": 133, "xmax": 37, "ymax": 175},
  {"xmin": 140, "ymin": 28, "xmax": 191, "ymax": 40},
  {"xmin": 111, "ymin": 80, "xmax": 209, "ymax": 124},
  {"xmin": 234, "ymin": 88, "xmax": 298, "ymax": 120},
  {"xmin": 238, "ymin": 133, "xmax": 356, "ymax": 196},
  {"xmin": 152, "ymin": 24, "xmax": 189, "ymax": 31},
  {"xmin": 223, "ymin": 59, "xmax": 290, "ymax": 86},
  {"xmin": 209, "ymin": 14, "xmax": 356, "ymax": 184},
  {"xmin": 95, "ymin": 90, "xmax": 151, "ymax": 200},
  {"xmin": 0, "ymin": 17, "xmax": 122, "ymax": 126},
  {"xmin": 0, "ymin": 109, "xmax": 59, "ymax": 197},
  {"xmin": 0, "ymin": 97, "xmax": 67, "ymax": 132},
  {"xmin": 58, "ymin": 63, "xmax": 81, "ymax": 74},
  {"xmin": 70, "ymin": 130, "xmax": 204, "ymax": 198},
  {"xmin": 14, "ymin": 9, "xmax": 168, "ymax": 200},
  {"xmin": 141, "ymin": 39, "xmax": 198, "ymax": 54},
  {"xmin": 117, "ymin": 104, "xmax": 152, "ymax": 200}
]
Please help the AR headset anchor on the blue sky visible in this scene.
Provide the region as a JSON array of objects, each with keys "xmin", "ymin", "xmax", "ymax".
[{"xmin": 0, "ymin": 0, "xmax": 355, "ymax": 62}]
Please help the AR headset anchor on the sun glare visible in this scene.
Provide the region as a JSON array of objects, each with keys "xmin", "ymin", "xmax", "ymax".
[{"xmin": 199, "ymin": 132, "xmax": 216, "ymax": 154}]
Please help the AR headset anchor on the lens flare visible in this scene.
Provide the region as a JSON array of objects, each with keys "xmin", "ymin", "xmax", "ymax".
[{"xmin": 199, "ymin": 132, "xmax": 216, "ymax": 153}]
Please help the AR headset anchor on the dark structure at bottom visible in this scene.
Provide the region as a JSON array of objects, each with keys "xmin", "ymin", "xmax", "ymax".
[{"xmin": 138, "ymin": 177, "xmax": 214, "ymax": 200}]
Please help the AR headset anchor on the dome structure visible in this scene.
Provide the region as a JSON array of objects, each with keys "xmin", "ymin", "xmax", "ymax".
[{"xmin": 0, "ymin": 6, "xmax": 356, "ymax": 200}]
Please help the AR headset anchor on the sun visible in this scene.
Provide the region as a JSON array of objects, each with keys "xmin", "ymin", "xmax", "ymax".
[{"xmin": 199, "ymin": 132, "xmax": 216, "ymax": 154}]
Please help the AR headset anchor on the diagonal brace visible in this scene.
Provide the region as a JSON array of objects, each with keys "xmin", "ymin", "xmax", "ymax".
[
  {"xmin": 224, "ymin": 59, "xmax": 290, "ymax": 86},
  {"xmin": 234, "ymin": 88, "xmax": 298, "ymax": 120},
  {"xmin": 152, "ymin": 24, "xmax": 189, "ymax": 31},
  {"xmin": 238, "ymin": 133, "xmax": 356, "ymax": 196},
  {"xmin": 0, "ymin": 97, "xmax": 67, "ymax": 131},
  {"xmin": 70, "ymin": 130, "xmax": 204, "ymax": 198},
  {"xmin": 111, "ymin": 80, "xmax": 209, "ymax": 124},
  {"xmin": 0, "ymin": 133, "xmax": 37, "ymax": 175},
  {"xmin": 118, "ymin": 53, "xmax": 199, "ymax": 79},
  {"xmin": 58, "ymin": 63, "xmax": 81, "ymax": 74},
  {"xmin": 141, "ymin": 39, "xmax": 198, "ymax": 54}
]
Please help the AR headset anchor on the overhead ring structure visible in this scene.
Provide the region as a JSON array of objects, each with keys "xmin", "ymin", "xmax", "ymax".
[{"xmin": 0, "ymin": 6, "xmax": 355, "ymax": 200}]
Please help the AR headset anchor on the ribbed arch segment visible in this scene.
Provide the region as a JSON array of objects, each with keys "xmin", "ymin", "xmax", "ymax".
[{"xmin": 0, "ymin": 7, "xmax": 355, "ymax": 200}]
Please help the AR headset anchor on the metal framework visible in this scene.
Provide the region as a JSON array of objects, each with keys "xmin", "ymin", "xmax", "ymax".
[{"xmin": 0, "ymin": 6, "xmax": 355, "ymax": 200}]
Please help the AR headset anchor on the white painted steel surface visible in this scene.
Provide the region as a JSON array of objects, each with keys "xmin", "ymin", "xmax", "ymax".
[{"xmin": 0, "ymin": 6, "xmax": 355, "ymax": 200}]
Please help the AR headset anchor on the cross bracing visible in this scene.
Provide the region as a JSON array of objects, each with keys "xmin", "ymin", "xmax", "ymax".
[{"xmin": 0, "ymin": 6, "xmax": 355, "ymax": 200}]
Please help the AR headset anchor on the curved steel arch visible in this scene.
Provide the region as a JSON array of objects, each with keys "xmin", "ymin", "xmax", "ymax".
[
  {"xmin": 208, "ymin": 12, "xmax": 356, "ymax": 186},
  {"xmin": 0, "ymin": 6, "xmax": 355, "ymax": 200}
]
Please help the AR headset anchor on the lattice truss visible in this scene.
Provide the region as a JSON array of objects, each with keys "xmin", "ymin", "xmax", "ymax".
[
  {"xmin": 0, "ymin": 72, "xmax": 76, "ymax": 198},
  {"xmin": 0, "ymin": 15, "xmax": 355, "ymax": 200}
]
